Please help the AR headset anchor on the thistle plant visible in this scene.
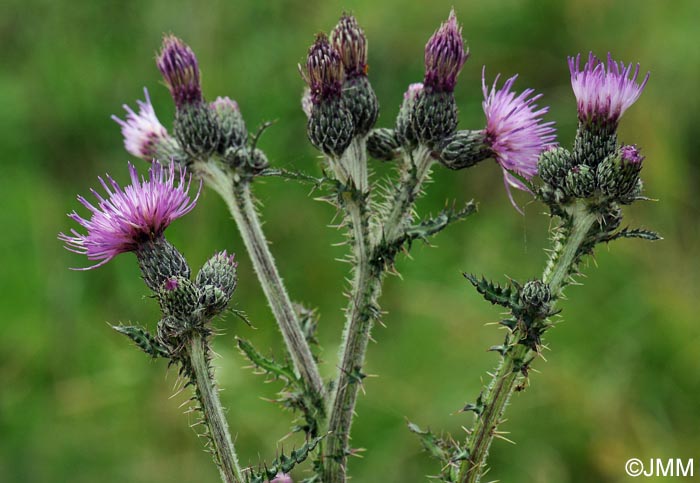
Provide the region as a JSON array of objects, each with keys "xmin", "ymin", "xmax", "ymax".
[{"xmin": 60, "ymin": 9, "xmax": 656, "ymax": 483}]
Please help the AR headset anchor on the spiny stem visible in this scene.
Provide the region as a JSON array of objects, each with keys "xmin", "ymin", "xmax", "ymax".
[
  {"xmin": 186, "ymin": 333, "xmax": 244, "ymax": 483},
  {"xmin": 323, "ymin": 188, "xmax": 376, "ymax": 483},
  {"xmin": 323, "ymin": 145, "xmax": 434, "ymax": 482},
  {"xmin": 459, "ymin": 202, "xmax": 598, "ymax": 483},
  {"xmin": 195, "ymin": 161, "xmax": 326, "ymax": 403},
  {"xmin": 383, "ymin": 145, "xmax": 434, "ymax": 242}
]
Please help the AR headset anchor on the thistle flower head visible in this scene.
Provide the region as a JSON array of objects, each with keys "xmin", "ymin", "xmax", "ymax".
[
  {"xmin": 482, "ymin": 69, "xmax": 557, "ymax": 210},
  {"xmin": 424, "ymin": 9, "xmax": 469, "ymax": 93},
  {"xmin": 300, "ymin": 34, "xmax": 344, "ymax": 104},
  {"xmin": 330, "ymin": 13, "xmax": 368, "ymax": 78},
  {"xmin": 112, "ymin": 88, "xmax": 172, "ymax": 160},
  {"xmin": 568, "ymin": 52, "xmax": 650, "ymax": 126},
  {"xmin": 157, "ymin": 35, "xmax": 202, "ymax": 108},
  {"xmin": 210, "ymin": 95, "xmax": 239, "ymax": 114},
  {"xmin": 620, "ymin": 144, "xmax": 644, "ymax": 166},
  {"xmin": 59, "ymin": 162, "xmax": 200, "ymax": 269}
]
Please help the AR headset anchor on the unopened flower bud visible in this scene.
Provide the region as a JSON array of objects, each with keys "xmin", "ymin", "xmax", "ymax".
[
  {"xmin": 597, "ymin": 145, "xmax": 644, "ymax": 200},
  {"xmin": 136, "ymin": 238, "xmax": 191, "ymax": 293},
  {"xmin": 395, "ymin": 83, "xmax": 423, "ymax": 148},
  {"xmin": 157, "ymin": 276, "xmax": 201, "ymax": 320},
  {"xmin": 211, "ymin": 96, "xmax": 247, "ymax": 153},
  {"xmin": 331, "ymin": 14, "xmax": 378, "ymax": 136},
  {"xmin": 301, "ymin": 34, "xmax": 354, "ymax": 157},
  {"xmin": 436, "ymin": 130, "xmax": 490, "ymax": 170},
  {"xmin": 564, "ymin": 164, "xmax": 596, "ymax": 198},
  {"xmin": 157, "ymin": 36, "xmax": 219, "ymax": 157},
  {"xmin": 424, "ymin": 9, "xmax": 469, "ymax": 93},
  {"xmin": 196, "ymin": 251, "xmax": 237, "ymax": 317},
  {"xmin": 248, "ymin": 148, "xmax": 270, "ymax": 172},
  {"xmin": 367, "ymin": 128, "xmax": 401, "ymax": 161},
  {"xmin": 157, "ymin": 36, "xmax": 203, "ymax": 108},
  {"xmin": 520, "ymin": 280, "xmax": 551, "ymax": 316},
  {"xmin": 538, "ymin": 147, "xmax": 573, "ymax": 188},
  {"xmin": 402, "ymin": 10, "xmax": 467, "ymax": 148}
]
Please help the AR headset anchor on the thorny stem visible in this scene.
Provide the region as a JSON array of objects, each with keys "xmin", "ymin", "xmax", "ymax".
[
  {"xmin": 186, "ymin": 333, "xmax": 244, "ymax": 483},
  {"xmin": 459, "ymin": 201, "xmax": 598, "ymax": 483},
  {"xmin": 323, "ymin": 144, "xmax": 434, "ymax": 483},
  {"xmin": 324, "ymin": 138, "xmax": 374, "ymax": 482},
  {"xmin": 383, "ymin": 145, "xmax": 434, "ymax": 242},
  {"xmin": 196, "ymin": 162, "xmax": 326, "ymax": 403}
]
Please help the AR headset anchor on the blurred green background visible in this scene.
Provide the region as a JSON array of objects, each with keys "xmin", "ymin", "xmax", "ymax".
[{"xmin": 1, "ymin": 0, "xmax": 699, "ymax": 482}]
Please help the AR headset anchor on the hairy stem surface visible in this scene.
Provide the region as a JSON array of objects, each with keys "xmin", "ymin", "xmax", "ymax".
[
  {"xmin": 323, "ymin": 145, "xmax": 434, "ymax": 482},
  {"xmin": 196, "ymin": 162, "xmax": 326, "ymax": 402},
  {"xmin": 460, "ymin": 202, "xmax": 598, "ymax": 483},
  {"xmin": 186, "ymin": 334, "xmax": 244, "ymax": 483}
]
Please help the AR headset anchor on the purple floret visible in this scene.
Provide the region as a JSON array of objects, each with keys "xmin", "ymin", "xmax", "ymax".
[
  {"xmin": 568, "ymin": 52, "xmax": 649, "ymax": 126},
  {"xmin": 482, "ymin": 68, "xmax": 557, "ymax": 210},
  {"xmin": 59, "ymin": 162, "xmax": 200, "ymax": 269}
]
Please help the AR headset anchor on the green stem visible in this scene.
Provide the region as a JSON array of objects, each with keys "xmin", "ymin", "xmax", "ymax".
[
  {"xmin": 186, "ymin": 334, "xmax": 244, "ymax": 483},
  {"xmin": 459, "ymin": 202, "xmax": 598, "ymax": 483},
  {"xmin": 383, "ymin": 145, "xmax": 434, "ymax": 242},
  {"xmin": 323, "ymin": 145, "xmax": 434, "ymax": 482},
  {"xmin": 196, "ymin": 162, "xmax": 326, "ymax": 403},
  {"xmin": 323, "ymin": 190, "xmax": 376, "ymax": 483}
]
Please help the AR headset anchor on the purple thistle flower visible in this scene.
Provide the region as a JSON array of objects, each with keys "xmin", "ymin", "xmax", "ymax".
[
  {"xmin": 59, "ymin": 162, "xmax": 200, "ymax": 269},
  {"xmin": 568, "ymin": 52, "xmax": 650, "ymax": 126},
  {"xmin": 112, "ymin": 88, "xmax": 175, "ymax": 160},
  {"xmin": 330, "ymin": 13, "xmax": 368, "ymax": 78},
  {"xmin": 620, "ymin": 144, "xmax": 644, "ymax": 165},
  {"xmin": 157, "ymin": 35, "xmax": 203, "ymax": 108},
  {"xmin": 482, "ymin": 68, "xmax": 557, "ymax": 211},
  {"xmin": 300, "ymin": 33, "xmax": 345, "ymax": 105},
  {"xmin": 424, "ymin": 9, "xmax": 469, "ymax": 93}
]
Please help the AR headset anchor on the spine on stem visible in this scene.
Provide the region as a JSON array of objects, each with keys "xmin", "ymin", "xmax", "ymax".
[
  {"xmin": 459, "ymin": 204, "xmax": 598, "ymax": 483},
  {"xmin": 185, "ymin": 334, "xmax": 245, "ymax": 483}
]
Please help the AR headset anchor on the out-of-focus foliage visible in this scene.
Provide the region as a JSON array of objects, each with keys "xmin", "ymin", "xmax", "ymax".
[{"xmin": 0, "ymin": 0, "xmax": 698, "ymax": 482}]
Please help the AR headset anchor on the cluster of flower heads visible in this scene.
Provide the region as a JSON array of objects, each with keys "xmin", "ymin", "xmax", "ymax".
[
  {"xmin": 301, "ymin": 14, "xmax": 370, "ymax": 105},
  {"xmin": 63, "ymin": 13, "xmax": 652, "ymax": 268},
  {"xmin": 59, "ymin": 162, "xmax": 199, "ymax": 269}
]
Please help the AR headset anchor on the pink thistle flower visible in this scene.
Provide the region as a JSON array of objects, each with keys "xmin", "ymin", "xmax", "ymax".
[
  {"xmin": 568, "ymin": 52, "xmax": 649, "ymax": 127},
  {"xmin": 482, "ymin": 68, "xmax": 557, "ymax": 211},
  {"xmin": 112, "ymin": 88, "xmax": 176, "ymax": 161},
  {"xmin": 59, "ymin": 162, "xmax": 200, "ymax": 269}
]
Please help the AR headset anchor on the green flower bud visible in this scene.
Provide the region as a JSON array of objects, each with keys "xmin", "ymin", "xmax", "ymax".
[
  {"xmin": 436, "ymin": 130, "xmax": 490, "ymax": 170},
  {"xmin": 538, "ymin": 147, "xmax": 573, "ymax": 187},
  {"xmin": 367, "ymin": 128, "xmax": 401, "ymax": 161}
]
